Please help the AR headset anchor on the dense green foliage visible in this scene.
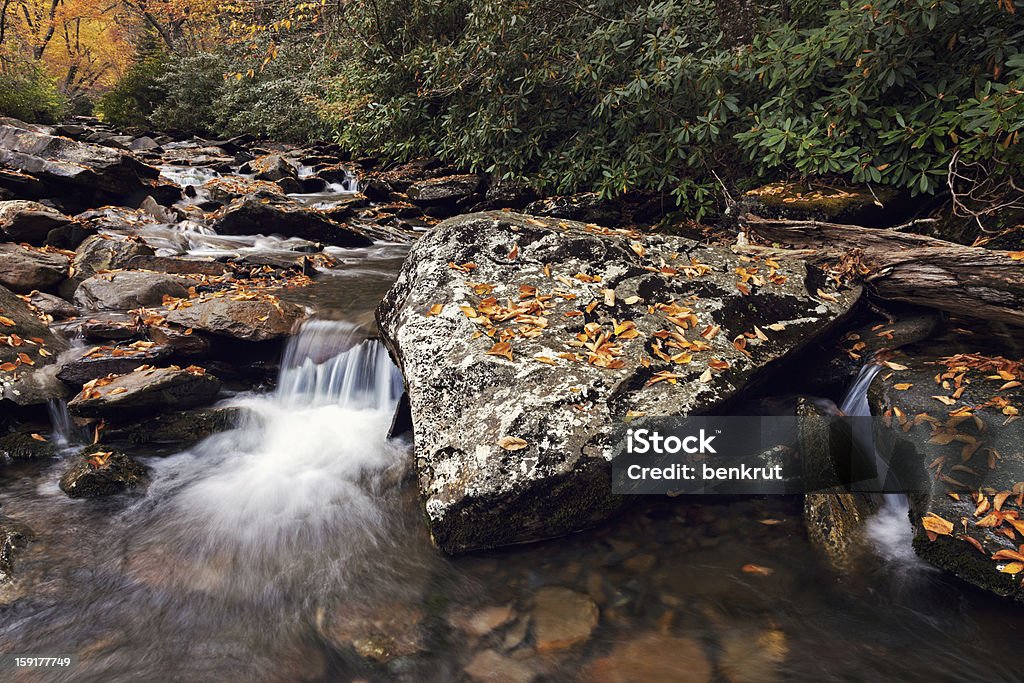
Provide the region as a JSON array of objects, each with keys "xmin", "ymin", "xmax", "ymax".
[
  {"xmin": 0, "ymin": 62, "xmax": 66, "ymax": 123},
  {"xmin": 321, "ymin": 0, "xmax": 1023, "ymax": 217},
  {"xmin": 98, "ymin": 36, "xmax": 169, "ymax": 129}
]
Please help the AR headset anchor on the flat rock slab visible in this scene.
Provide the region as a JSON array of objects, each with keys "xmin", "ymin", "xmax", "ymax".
[
  {"xmin": 57, "ymin": 344, "xmax": 172, "ymax": 386},
  {"xmin": 165, "ymin": 295, "xmax": 307, "ymax": 342},
  {"xmin": 68, "ymin": 366, "xmax": 221, "ymax": 418},
  {"xmin": 73, "ymin": 271, "xmax": 190, "ymax": 310},
  {"xmin": 377, "ymin": 212, "xmax": 857, "ymax": 552},
  {"xmin": 0, "ymin": 243, "xmax": 68, "ymax": 293}
]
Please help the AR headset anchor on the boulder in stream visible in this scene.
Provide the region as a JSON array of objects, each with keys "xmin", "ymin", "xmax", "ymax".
[
  {"xmin": 377, "ymin": 211, "xmax": 859, "ymax": 552},
  {"xmin": 0, "ymin": 243, "xmax": 69, "ymax": 293},
  {"xmin": 0, "ymin": 199, "xmax": 72, "ymax": 244},
  {"xmin": 73, "ymin": 271, "xmax": 190, "ymax": 310},
  {"xmin": 67, "ymin": 366, "xmax": 222, "ymax": 418},
  {"xmin": 58, "ymin": 446, "xmax": 146, "ymax": 498},
  {"xmin": 165, "ymin": 295, "xmax": 307, "ymax": 342},
  {"xmin": 69, "ymin": 233, "xmax": 155, "ymax": 284},
  {"xmin": 212, "ymin": 194, "xmax": 372, "ymax": 248},
  {"xmin": 0, "ymin": 517, "xmax": 34, "ymax": 583}
]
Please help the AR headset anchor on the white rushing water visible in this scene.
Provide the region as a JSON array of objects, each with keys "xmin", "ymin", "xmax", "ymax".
[{"xmin": 840, "ymin": 363, "xmax": 928, "ymax": 568}]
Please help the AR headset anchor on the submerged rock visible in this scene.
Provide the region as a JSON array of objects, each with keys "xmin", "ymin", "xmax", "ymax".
[
  {"xmin": 165, "ymin": 296, "xmax": 307, "ymax": 342},
  {"xmin": 67, "ymin": 366, "xmax": 222, "ymax": 418},
  {"xmin": 316, "ymin": 602, "xmax": 425, "ymax": 664},
  {"xmin": 583, "ymin": 633, "xmax": 712, "ymax": 683},
  {"xmin": 531, "ymin": 587, "xmax": 599, "ymax": 653},
  {"xmin": 465, "ymin": 650, "xmax": 537, "ymax": 683},
  {"xmin": 58, "ymin": 446, "xmax": 146, "ymax": 498},
  {"xmin": 73, "ymin": 271, "xmax": 189, "ymax": 310},
  {"xmin": 0, "ymin": 199, "xmax": 71, "ymax": 244},
  {"xmin": 0, "ymin": 243, "xmax": 68, "ymax": 293},
  {"xmin": 377, "ymin": 212, "xmax": 858, "ymax": 552}
]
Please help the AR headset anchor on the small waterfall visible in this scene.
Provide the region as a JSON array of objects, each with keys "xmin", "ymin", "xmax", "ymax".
[
  {"xmin": 840, "ymin": 363, "xmax": 924, "ymax": 567},
  {"xmin": 47, "ymin": 398, "xmax": 83, "ymax": 448}
]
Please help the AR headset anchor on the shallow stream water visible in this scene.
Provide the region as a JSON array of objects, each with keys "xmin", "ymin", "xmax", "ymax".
[{"xmin": 2, "ymin": 160, "xmax": 1024, "ymax": 682}]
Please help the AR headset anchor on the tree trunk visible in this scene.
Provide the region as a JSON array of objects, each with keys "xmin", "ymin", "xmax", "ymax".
[
  {"xmin": 743, "ymin": 217, "xmax": 1024, "ymax": 327},
  {"xmin": 714, "ymin": 0, "xmax": 760, "ymax": 48}
]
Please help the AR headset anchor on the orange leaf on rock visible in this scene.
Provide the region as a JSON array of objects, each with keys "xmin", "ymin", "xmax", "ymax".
[
  {"xmin": 498, "ymin": 436, "xmax": 528, "ymax": 451},
  {"xmin": 741, "ymin": 564, "xmax": 774, "ymax": 576},
  {"xmin": 487, "ymin": 341, "xmax": 513, "ymax": 361},
  {"xmin": 922, "ymin": 513, "xmax": 954, "ymax": 536}
]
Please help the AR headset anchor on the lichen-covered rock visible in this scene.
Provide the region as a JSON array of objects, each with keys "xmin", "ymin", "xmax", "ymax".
[
  {"xmin": 165, "ymin": 295, "xmax": 307, "ymax": 342},
  {"xmin": 0, "ymin": 283, "xmax": 69, "ymax": 406},
  {"xmin": 377, "ymin": 211, "xmax": 858, "ymax": 552},
  {"xmin": 0, "ymin": 243, "xmax": 68, "ymax": 292},
  {"xmin": 0, "ymin": 199, "xmax": 71, "ymax": 244},
  {"xmin": 68, "ymin": 366, "xmax": 221, "ymax": 418},
  {"xmin": 867, "ymin": 350, "xmax": 1024, "ymax": 602},
  {"xmin": 73, "ymin": 271, "xmax": 189, "ymax": 310},
  {"xmin": 58, "ymin": 446, "xmax": 146, "ymax": 498}
]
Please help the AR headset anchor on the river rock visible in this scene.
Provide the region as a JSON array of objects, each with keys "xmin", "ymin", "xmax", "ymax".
[
  {"xmin": 58, "ymin": 447, "xmax": 146, "ymax": 498},
  {"xmin": 70, "ymin": 233, "xmax": 155, "ymax": 282},
  {"xmin": 148, "ymin": 323, "xmax": 212, "ymax": 357},
  {"xmin": 407, "ymin": 174, "xmax": 482, "ymax": 206},
  {"xmin": 465, "ymin": 650, "xmax": 538, "ymax": 683},
  {"xmin": 26, "ymin": 291, "xmax": 78, "ymax": 321},
  {"xmin": 0, "ymin": 431, "xmax": 58, "ymax": 459},
  {"xmin": 316, "ymin": 602, "xmax": 425, "ymax": 664},
  {"xmin": 165, "ymin": 295, "xmax": 307, "ymax": 342},
  {"xmin": 525, "ymin": 193, "xmax": 620, "ymax": 226},
  {"xmin": 124, "ymin": 255, "xmax": 228, "ymax": 276},
  {"xmin": 245, "ymin": 154, "xmax": 298, "ymax": 182},
  {"xmin": 73, "ymin": 271, "xmax": 190, "ymax": 310},
  {"xmin": 0, "ymin": 283, "xmax": 69, "ymax": 406},
  {"xmin": 531, "ymin": 587, "xmax": 599, "ymax": 653},
  {"xmin": 67, "ymin": 366, "xmax": 222, "ymax": 418},
  {"xmin": 0, "ymin": 118, "xmax": 161, "ymax": 206},
  {"xmin": 0, "ymin": 199, "xmax": 72, "ymax": 244},
  {"xmin": 0, "ymin": 518, "xmax": 34, "ymax": 583},
  {"xmin": 0, "ymin": 243, "xmax": 68, "ymax": 292},
  {"xmin": 377, "ymin": 211, "xmax": 858, "ymax": 552},
  {"xmin": 212, "ymin": 194, "xmax": 372, "ymax": 247},
  {"xmin": 57, "ymin": 344, "xmax": 172, "ymax": 386},
  {"xmin": 583, "ymin": 633, "xmax": 712, "ymax": 683},
  {"xmin": 102, "ymin": 406, "xmax": 242, "ymax": 446},
  {"xmin": 867, "ymin": 350, "xmax": 1024, "ymax": 602},
  {"xmin": 202, "ymin": 177, "xmax": 284, "ymax": 204},
  {"xmin": 0, "ymin": 168, "xmax": 45, "ymax": 200}
]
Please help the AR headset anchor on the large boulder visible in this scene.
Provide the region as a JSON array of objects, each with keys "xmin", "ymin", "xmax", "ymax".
[
  {"xmin": 0, "ymin": 118, "xmax": 161, "ymax": 206},
  {"xmin": 0, "ymin": 200, "xmax": 72, "ymax": 244},
  {"xmin": 165, "ymin": 294, "xmax": 307, "ymax": 342},
  {"xmin": 73, "ymin": 271, "xmax": 190, "ymax": 310},
  {"xmin": 377, "ymin": 211, "xmax": 858, "ymax": 552},
  {"xmin": 70, "ymin": 233, "xmax": 155, "ymax": 283},
  {"xmin": 868, "ymin": 350, "xmax": 1024, "ymax": 602},
  {"xmin": 212, "ymin": 194, "xmax": 372, "ymax": 247},
  {"xmin": 0, "ymin": 283, "xmax": 69, "ymax": 406},
  {"xmin": 67, "ymin": 366, "xmax": 222, "ymax": 418},
  {"xmin": 0, "ymin": 243, "xmax": 68, "ymax": 292}
]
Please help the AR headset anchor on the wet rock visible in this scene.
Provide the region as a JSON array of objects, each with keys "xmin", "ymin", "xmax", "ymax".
[
  {"xmin": 448, "ymin": 604, "xmax": 516, "ymax": 638},
  {"xmin": 165, "ymin": 296, "xmax": 307, "ymax": 342},
  {"xmin": 465, "ymin": 650, "xmax": 537, "ymax": 683},
  {"xmin": 0, "ymin": 283, "xmax": 69, "ymax": 406},
  {"xmin": 0, "ymin": 118, "xmax": 161, "ymax": 206},
  {"xmin": 202, "ymin": 177, "xmax": 284, "ymax": 204},
  {"xmin": 148, "ymin": 323, "xmax": 212, "ymax": 358},
  {"xmin": 0, "ymin": 518, "xmax": 34, "ymax": 583},
  {"xmin": 103, "ymin": 406, "xmax": 242, "ymax": 446},
  {"xmin": 407, "ymin": 174, "xmax": 482, "ymax": 206},
  {"xmin": 0, "ymin": 199, "xmax": 71, "ymax": 244},
  {"xmin": 276, "ymin": 177, "xmax": 303, "ymax": 194},
  {"xmin": 0, "ymin": 431, "xmax": 58, "ymax": 459},
  {"xmin": 531, "ymin": 587, "xmax": 598, "ymax": 653},
  {"xmin": 58, "ymin": 446, "xmax": 146, "ymax": 498},
  {"xmin": 57, "ymin": 344, "xmax": 172, "ymax": 386},
  {"xmin": 73, "ymin": 271, "xmax": 190, "ymax": 310},
  {"xmin": 377, "ymin": 212, "xmax": 858, "ymax": 552},
  {"xmin": 68, "ymin": 366, "xmax": 222, "ymax": 418},
  {"xmin": 212, "ymin": 194, "xmax": 372, "ymax": 248},
  {"xmin": 0, "ymin": 243, "xmax": 68, "ymax": 292},
  {"xmin": 125, "ymin": 255, "xmax": 228, "ymax": 276},
  {"xmin": 70, "ymin": 233, "xmax": 155, "ymax": 283},
  {"xmin": 525, "ymin": 193, "xmax": 620, "ymax": 226},
  {"xmin": 244, "ymin": 153, "xmax": 299, "ymax": 182},
  {"xmin": 583, "ymin": 633, "xmax": 712, "ymax": 683},
  {"xmin": 719, "ymin": 628, "xmax": 788, "ymax": 683},
  {"xmin": 867, "ymin": 351, "xmax": 1024, "ymax": 602},
  {"xmin": 316, "ymin": 602, "xmax": 425, "ymax": 664},
  {"xmin": 52, "ymin": 312, "xmax": 145, "ymax": 341},
  {"xmin": 26, "ymin": 291, "xmax": 78, "ymax": 321}
]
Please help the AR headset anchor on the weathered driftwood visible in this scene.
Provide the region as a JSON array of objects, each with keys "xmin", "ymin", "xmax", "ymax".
[{"xmin": 743, "ymin": 216, "xmax": 1024, "ymax": 327}]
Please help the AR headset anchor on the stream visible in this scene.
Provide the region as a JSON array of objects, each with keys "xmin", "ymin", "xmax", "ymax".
[{"xmin": 2, "ymin": 157, "xmax": 1024, "ymax": 683}]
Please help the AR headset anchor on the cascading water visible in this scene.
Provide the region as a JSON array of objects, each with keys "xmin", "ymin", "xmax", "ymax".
[{"xmin": 840, "ymin": 363, "xmax": 924, "ymax": 567}]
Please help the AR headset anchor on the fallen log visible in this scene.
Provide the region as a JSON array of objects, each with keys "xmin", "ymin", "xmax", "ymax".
[{"xmin": 743, "ymin": 216, "xmax": 1024, "ymax": 327}]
